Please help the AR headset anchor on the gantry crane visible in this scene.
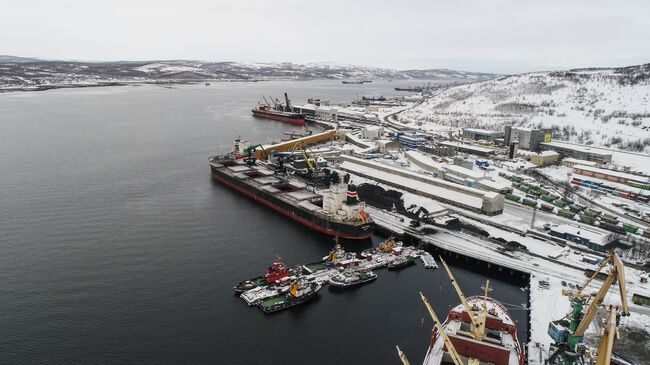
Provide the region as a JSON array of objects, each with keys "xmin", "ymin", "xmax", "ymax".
[{"xmin": 547, "ymin": 251, "xmax": 629, "ymax": 364}]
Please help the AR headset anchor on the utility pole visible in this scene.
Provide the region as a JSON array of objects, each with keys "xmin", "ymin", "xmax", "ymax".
[{"xmin": 530, "ymin": 206, "xmax": 537, "ymax": 229}]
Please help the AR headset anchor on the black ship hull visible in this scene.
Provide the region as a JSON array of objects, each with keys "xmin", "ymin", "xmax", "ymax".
[{"xmin": 210, "ymin": 164, "xmax": 374, "ymax": 240}]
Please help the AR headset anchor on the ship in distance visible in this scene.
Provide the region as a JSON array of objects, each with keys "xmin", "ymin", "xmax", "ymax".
[{"xmin": 251, "ymin": 92, "xmax": 305, "ymax": 125}]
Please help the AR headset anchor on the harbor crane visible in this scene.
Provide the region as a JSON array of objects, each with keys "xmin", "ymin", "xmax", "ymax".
[
  {"xmin": 395, "ymin": 293, "xmax": 470, "ymax": 365},
  {"xmin": 547, "ymin": 251, "xmax": 629, "ymax": 365},
  {"xmin": 440, "ymin": 257, "xmax": 487, "ymax": 340}
]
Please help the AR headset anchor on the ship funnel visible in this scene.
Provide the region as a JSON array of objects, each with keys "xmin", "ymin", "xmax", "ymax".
[{"xmin": 346, "ymin": 184, "xmax": 358, "ymax": 204}]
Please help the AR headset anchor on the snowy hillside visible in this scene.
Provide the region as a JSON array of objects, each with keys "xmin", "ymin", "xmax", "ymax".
[
  {"xmin": 0, "ymin": 56, "xmax": 495, "ymax": 90},
  {"xmin": 400, "ymin": 64, "xmax": 650, "ymax": 153}
]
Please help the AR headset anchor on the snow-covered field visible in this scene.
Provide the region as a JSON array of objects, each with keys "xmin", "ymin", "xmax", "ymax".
[{"xmin": 400, "ymin": 64, "xmax": 650, "ymax": 153}]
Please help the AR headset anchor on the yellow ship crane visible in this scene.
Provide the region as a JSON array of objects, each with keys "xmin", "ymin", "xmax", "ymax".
[
  {"xmin": 419, "ymin": 292, "xmax": 469, "ymax": 365},
  {"xmin": 439, "ymin": 257, "xmax": 486, "ymax": 340},
  {"xmin": 395, "ymin": 345, "xmax": 411, "ymax": 365}
]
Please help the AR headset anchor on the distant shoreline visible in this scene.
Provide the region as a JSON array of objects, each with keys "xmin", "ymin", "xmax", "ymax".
[{"xmin": 0, "ymin": 79, "xmax": 264, "ymax": 93}]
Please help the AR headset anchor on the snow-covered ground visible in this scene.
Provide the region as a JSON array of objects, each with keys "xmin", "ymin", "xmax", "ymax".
[{"xmin": 399, "ymin": 65, "xmax": 650, "ymax": 154}]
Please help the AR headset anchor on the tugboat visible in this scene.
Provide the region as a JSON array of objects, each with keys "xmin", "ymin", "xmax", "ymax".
[
  {"xmin": 361, "ymin": 237, "xmax": 400, "ymax": 257},
  {"xmin": 233, "ymin": 256, "xmax": 300, "ymax": 293},
  {"xmin": 303, "ymin": 239, "xmax": 360, "ymax": 274},
  {"xmin": 258, "ymin": 278, "xmax": 321, "ymax": 314},
  {"xmin": 387, "ymin": 254, "xmax": 415, "ymax": 270},
  {"xmin": 329, "ymin": 268, "xmax": 377, "ymax": 289}
]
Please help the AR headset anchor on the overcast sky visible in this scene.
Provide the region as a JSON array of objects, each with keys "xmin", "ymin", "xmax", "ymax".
[{"xmin": 1, "ymin": 0, "xmax": 649, "ymax": 73}]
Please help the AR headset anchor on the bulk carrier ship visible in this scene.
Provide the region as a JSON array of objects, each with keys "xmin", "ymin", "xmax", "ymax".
[
  {"xmin": 251, "ymin": 93, "xmax": 305, "ymax": 125},
  {"xmin": 209, "ymin": 140, "xmax": 374, "ymax": 239}
]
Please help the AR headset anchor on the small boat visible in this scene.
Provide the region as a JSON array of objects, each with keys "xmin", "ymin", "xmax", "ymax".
[
  {"xmin": 329, "ymin": 268, "xmax": 377, "ymax": 288},
  {"xmin": 233, "ymin": 256, "xmax": 301, "ymax": 293},
  {"xmin": 258, "ymin": 278, "xmax": 321, "ymax": 313},
  {"xmin": 342, "ymin": 80, "xmax": 364, "ymax": 84},
  {"xmin": 387, "ymin": 255, "xmax": 415, "ymax": 270}
]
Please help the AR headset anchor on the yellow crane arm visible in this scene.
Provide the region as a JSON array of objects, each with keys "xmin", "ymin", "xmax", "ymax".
[
  {"xmin": 420, "ymin": 292, "xmax": 466, "ymax": 365},
  {"xmin": 595, "ymin": 306, "xmax": 618, "ymax": 365},
  {"xmin": 395, "ymin": 345, "xmax": 411, "ymax": 365},
  {"xmin": 301, "ymin": 148, "xmax": 315, "ymax": 172},
  {"xmin": 574, "ymin": 253, "xmax": 628, "ymax": 336},
  {"xmin": 613, "ymin": 253, "xmax": 629, "ymax": 316},
  {"xmin": 577, "ymin": 254, "xmax": 612, "ymax": 296},
  {"xmin": 439, "ymin": 257, "xmax": 485, "ymax": 339}
]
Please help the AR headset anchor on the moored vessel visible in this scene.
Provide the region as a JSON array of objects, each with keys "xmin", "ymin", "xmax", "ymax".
[
  {"xmin": 329, "ymin": 268, "xmax": 377, "ymax": 288},
  {"xmin": 251, "ymin": 93, "xmax": 305, "ymax": 125},
  {"xmin": 209, "ymin": 141, "xmax": 374, "ymax": 239},
  {"xmin": 418, "ymin": 258, "xmax": 526, "ymax": 365},
  {"xmin": 258, "ymin": 278, "xmax": 321, "ymax": 313},
  {"xmin": 387, "ymin": 255, "xmax": 416, "ymax": 270},
  {"xmin": 233, "ymin": 256, "xmax": 300, "ymax": 293}
]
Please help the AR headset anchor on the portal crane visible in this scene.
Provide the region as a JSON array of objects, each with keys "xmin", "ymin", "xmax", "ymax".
[
  {"xmin": 439, "ymin": 257, "xmax": 486, "ymax": 340},
  {"xmin": 547, "ymin": 251, "xmax": 629, "ymax": 364}
]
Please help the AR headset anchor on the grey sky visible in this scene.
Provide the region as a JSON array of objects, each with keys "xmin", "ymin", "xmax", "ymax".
[{"xmin": 1, "ymin": 0, "xmax": 649, "ymax": 73}]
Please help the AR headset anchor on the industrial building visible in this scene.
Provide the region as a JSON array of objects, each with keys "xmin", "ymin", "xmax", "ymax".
[
  {"xmin": 438, "ymin": 141, "xmax": 497, "ymax": 156},
  {"xmin": 339, "ymin": 155, "xmax": 504, "ymax": 215},
  {"xmin": 517, "ymin": 150, "xmax": 560, "ymax": 166},
  {"xmin": 504, "ymin": 126, "xmax": 552, "ymax": 151},
  {"xmin": 540, "ymin": 141, "xmax": 613, "ymax": 164},
  {"xmin": 462, "ymin": 128, "xmax": 504, "ymax": 142},
  {"xmin": 572, "ymin": 165, "xmax": 649, "ymax": 185},
  {"xmin": 549, "ymin": 224, "xmax": 613, "ymax": 252},
  {"xmin": 561, "ymin": 158, "xmax": 599, "ymax": 168},
  {"xmin": 405, "ymin": 151, "xmax": 511, "ymax": 193},
  {"xmin": 395, "ymin": 132, "xmax": 427, "ymax": 149}
]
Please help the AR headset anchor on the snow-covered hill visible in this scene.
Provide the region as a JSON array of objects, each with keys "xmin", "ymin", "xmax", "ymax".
[
  {"xmin": 400, "ymin": 64, "xmax": 650, "ymax": 153},
  {"xmin": 0, "ymin": 57, "xmax": 495, "ymax": 90}
]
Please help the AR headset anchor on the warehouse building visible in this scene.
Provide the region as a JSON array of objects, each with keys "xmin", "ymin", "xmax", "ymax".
[
  {"xmin": 549, "ymin": 224, "xmax": 613, "ymax": 252},
  {"xmin": 438, "ymin": 141, "xmax": 497, "ymax": 156},
  {"xmin": 517, "ymin": 150, "xmax": 560, "ymax": 166},
  {"xmin": 540, "ymin": 141, "xmax": 613, "ymax": 164},
  {"xmin": 462, "ymin": 128, "xmax": 504, "ymax": 142},
  {"xmin": 339, "ymin": 155, "xmax": 504, "ymax": 215},
  {"xmin": 573, "ymin": 165, "xmax": 649, "ymax": 185}
]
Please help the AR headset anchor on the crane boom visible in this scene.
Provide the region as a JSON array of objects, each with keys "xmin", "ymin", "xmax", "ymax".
[
  {"xmin": 420, "ymin": 292, "xmax": 465, "ymax": 365},
  {"xmin": 574, "ymin": 252, "xmax": 628, "ymax": 336},
  {"xmin": 439, "ymin": 257, "xmax": 486, "ymax": 339},
  {"xmin": 395, "ymin": 346, "xmax": 411, "ymax": 365},
  {"xmin": 595, "ymin": 306, "xmax": 617, "ymax": 365}
]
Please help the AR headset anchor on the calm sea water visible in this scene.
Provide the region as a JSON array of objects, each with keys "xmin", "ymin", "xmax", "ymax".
[{"xmin": 0, "ymin": 81, "xmax": 528, "ymax": 364}]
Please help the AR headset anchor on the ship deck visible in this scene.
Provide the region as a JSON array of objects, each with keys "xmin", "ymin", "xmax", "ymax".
[
  {"xmin": 210, "ymin": 159, "xmax": 370, "ymax": 227},
  {"xmin": 423, "ymin": 297, "xmax": 522, "ymax": 365}
]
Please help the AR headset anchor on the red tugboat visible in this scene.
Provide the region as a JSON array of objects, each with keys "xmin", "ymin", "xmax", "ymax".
[
  {"xmin": 233, "ymin": 256, "xmax": 300, "ymax": 293},
  {"xmin": 251, "ymin": 93, "xmax": 305, "ymax": 125}
]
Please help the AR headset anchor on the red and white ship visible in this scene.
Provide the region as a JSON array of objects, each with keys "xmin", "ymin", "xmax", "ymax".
[
  {"xmin": 251, "ymin": 93, "xmax": 305, "ymax": 125},
  {"xmin": 414, "ymin": 258, "xmax": 525, "ymax": 365}
]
